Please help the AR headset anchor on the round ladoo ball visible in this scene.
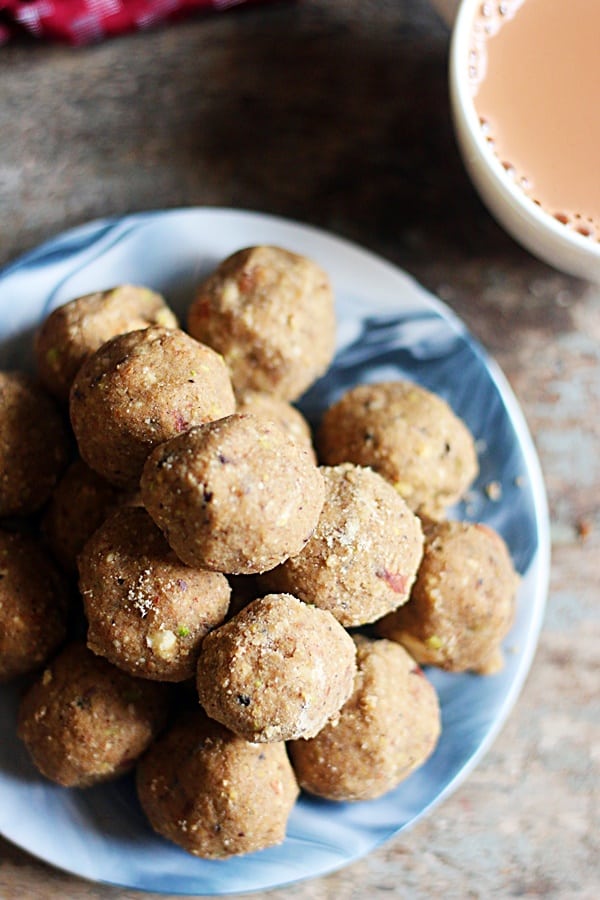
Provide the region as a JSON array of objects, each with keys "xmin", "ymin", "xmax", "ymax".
[
  {"xmin": 0, "ymin": 371, "xmax": 70, "ymax": 518},
  {"xmin": 17, "ymin": 642, "xmax": 169, "ymax": 787},
  {"xmin": 136, "ymin": 709, "xmax": 299, "ymax": 859},
  {"xmin": 35, "ymin": 285, "xmax": 178, "ymax": 401},
  {"xmin": 196, "ymin": 593, "xmax": 357, "ymax": 742},
  {"xmin": 235, "ymin": 389, "xmax": 316, "ymax": 460},
  {"xmin": 69, "ymin": 326, "xmax": 235, "ymax": 489},
  {"xmin": 289, "ymin": 635, "xmax": 441, "ymax": 801},
  {"xmin": 79, "ymin": 506, "xmax": 231, "ymax": 682},
  {"xmin": 141, "ymin": 413, "xmax": 325, "ymax": 575},
  {"xmin": 376, "ymin": 520, "xmax": 519, "ymax": 674},
  {"xmin": 42, "ymin": 458, "xmax": 138, "ymax": 573},
  {"xmin": 187, "ymin": 245, "xmax": 336, "ymax": 401},
  {"xmin": 260, "ymin": 463, "xmax": 424, "ymax": 627},
  {"xmin": 0, "ymin": 529, "xmax": 69, "ymax": 683},
  {"xmin": 318, "ymin": 380, "xmax": 479, "ymax": 517}
]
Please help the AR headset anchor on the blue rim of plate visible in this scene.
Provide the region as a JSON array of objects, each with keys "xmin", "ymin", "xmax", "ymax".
[{"xmin": 0, "ymin": 208, "xmax": 550, "ymax": 895}]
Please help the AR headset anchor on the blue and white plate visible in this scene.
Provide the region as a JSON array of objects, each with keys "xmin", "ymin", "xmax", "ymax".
[{"xmin": 0, "ymin": 208, "xmax": 549, "ymax": 895}]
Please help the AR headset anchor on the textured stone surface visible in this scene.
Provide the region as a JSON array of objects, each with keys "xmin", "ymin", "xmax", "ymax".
[{"xmin": 1, "ymin": 1, "xmax": 599, "ymax": 897}]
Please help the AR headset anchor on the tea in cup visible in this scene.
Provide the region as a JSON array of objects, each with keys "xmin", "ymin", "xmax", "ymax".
[{"xmin": 433, "ymin": 0, "xmax": 600, "ymax": 281}]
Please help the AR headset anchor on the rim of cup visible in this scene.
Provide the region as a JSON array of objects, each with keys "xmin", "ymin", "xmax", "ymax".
[{"xmin": 449, "ymin": 0, "xmax": 600, "ymax": 279}]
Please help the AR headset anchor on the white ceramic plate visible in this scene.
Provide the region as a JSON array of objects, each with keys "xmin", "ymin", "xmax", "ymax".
[{"xmin": 0, "ymin": 208, "xmax": 549, "ymax": 895}]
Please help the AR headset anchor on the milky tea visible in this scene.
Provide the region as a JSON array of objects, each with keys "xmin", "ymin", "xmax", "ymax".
[{"xmin": 468, "ymin": 0, "xmax": 600, "ymax": 241}]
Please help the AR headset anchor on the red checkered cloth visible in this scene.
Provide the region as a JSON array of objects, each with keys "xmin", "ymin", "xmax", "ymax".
[{"xmin": 0, "ymin": 0, "xmax": 273, "ymax": 44}]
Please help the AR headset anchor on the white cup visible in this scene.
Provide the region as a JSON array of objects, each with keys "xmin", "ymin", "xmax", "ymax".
[{"xmin": 432, "ymin": 0, "xmax": 600, "ymax": 282}]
